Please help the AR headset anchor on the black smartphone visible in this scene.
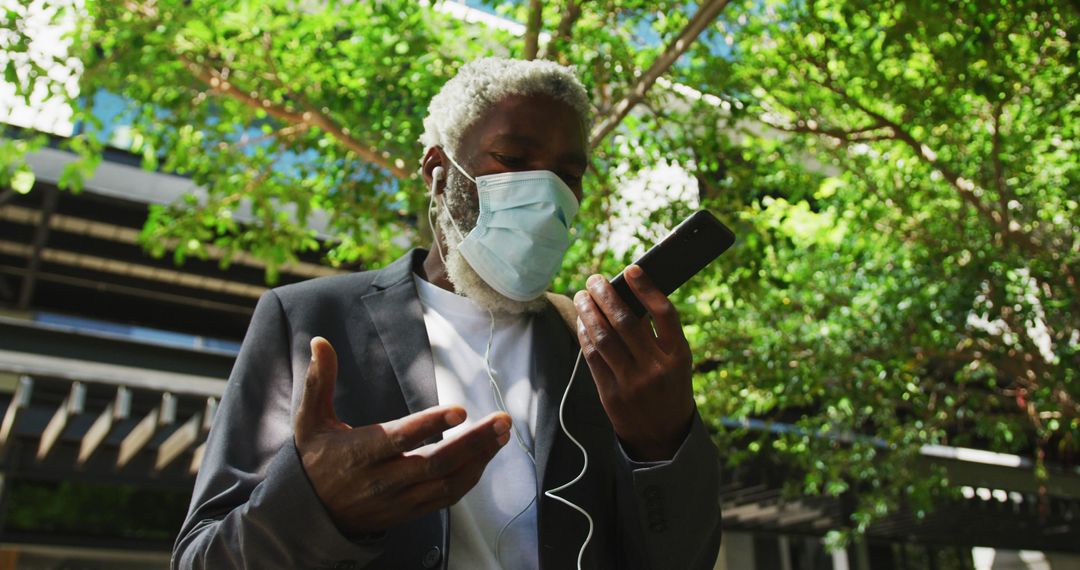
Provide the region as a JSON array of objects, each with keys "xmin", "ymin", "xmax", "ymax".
[{"xmin": 610, "ymin": 210, "xmax": 736, "ymax": 317}]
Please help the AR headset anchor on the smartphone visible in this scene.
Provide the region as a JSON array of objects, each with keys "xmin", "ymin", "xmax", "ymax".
[{"xmin": 610, "ymin": 210, "xmax": 736, "ymax": 317}]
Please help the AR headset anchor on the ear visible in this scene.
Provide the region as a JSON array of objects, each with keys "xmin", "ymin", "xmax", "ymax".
[{"xmin": 421, "ymin": 147, "xmax": 447, "ymax": 196}]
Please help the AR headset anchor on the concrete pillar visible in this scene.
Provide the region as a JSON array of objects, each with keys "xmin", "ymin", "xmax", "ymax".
[
  {"xmin": 832, "ymin": 546, "xmax": 851, "ymax": 570},
  {"xmin": 779, "ymin": 535, "xmax": 793, "ymax": 570},
  {"xmin": 717, "ymin": 531, "xmax": 755, "ymax": 570}
]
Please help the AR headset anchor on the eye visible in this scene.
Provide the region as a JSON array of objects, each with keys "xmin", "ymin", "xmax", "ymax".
[
  {"xmin": 560, "ymin": 172, "xmax": 584, "ymax": 187},
  {"xmin": 493, "ymin": 153, "xmax": 525, "ymax": 167}
]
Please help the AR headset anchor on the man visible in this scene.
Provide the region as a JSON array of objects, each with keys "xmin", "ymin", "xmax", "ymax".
[{"xmin": 172, "ymin": 57, "xmax": 721, "ymax": 570}]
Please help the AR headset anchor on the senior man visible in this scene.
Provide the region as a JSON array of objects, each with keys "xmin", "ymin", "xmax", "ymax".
[{"xmin": 173, "ymin": 57, "xmax": 721, "ymax": 570}]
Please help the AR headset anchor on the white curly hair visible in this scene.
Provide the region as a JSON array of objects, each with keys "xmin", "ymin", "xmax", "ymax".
[{"xmin": 419, "ymin": 57, "xmax": 592, "ymax": 158}]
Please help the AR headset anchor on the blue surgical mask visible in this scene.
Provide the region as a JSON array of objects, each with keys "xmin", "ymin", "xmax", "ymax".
[{"xmin": 440, "ymin": 151, "xmax": 579, "ymax": 301}]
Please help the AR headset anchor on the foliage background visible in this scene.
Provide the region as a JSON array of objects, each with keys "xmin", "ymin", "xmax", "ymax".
[{"xmin": 2, "ymin": 0, "xmax": 1078, "ymax": 544}]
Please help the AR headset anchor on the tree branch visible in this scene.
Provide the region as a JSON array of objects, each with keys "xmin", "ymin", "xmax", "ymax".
[
  {"xmin": 809, "ymin": 73, "xmax": 1025, "ymax": 246},
  {"xmin": 589, "ymin": 0, "xmax": 733, "ymax": 148},
  {"xmin": 523, "ymin": 0, "xmax": 544, "ymax": 60},
  {"xmin": 787, "ymin": 56, "xmax": 1080, "ymax": 319},
  {"xmin": 765, "ymin": 119, "xmax": 892, "ymax": 143},
  {"xmin": 230, "ymin": 123, "xmax": 305, "ymax": 151},
  {"xmin": 989, "ymin": 101, "xmax": 1011, "ymax": 223},
  {"xmin": 542, "ymin": 0, "xmax": 583, "ymax": 61},
  {"xmin": 179, "ymin": 56, "xmax": 411, "ymax": 179}
]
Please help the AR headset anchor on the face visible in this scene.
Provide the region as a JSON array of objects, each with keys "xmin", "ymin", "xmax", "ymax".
[
  {"xmin": 422, "ymin": 93, "xmax": 588, "ymax": 314},
  {"xmin": 424, "ymin": 93, "xmax": 589, "ymax": 205}
]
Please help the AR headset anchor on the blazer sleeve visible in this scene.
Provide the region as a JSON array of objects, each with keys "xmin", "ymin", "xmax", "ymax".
[
  {"xmin": 171, "ymin": 290, "xmax": 383, "ymax": 570},
  {"xmin": 613, "ymin": 409, "xmax": 722, "ymax": 570}
]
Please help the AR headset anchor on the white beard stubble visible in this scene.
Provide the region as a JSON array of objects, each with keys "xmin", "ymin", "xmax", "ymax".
[{"xmin": 434, "ymin": 166, "xmax": 549, "ymax": 316}]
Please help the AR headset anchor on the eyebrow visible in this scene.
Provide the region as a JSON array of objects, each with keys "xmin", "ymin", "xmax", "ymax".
[{"xmin": 488, "ymin": 133, "xmax": 588, "ymax": 172}]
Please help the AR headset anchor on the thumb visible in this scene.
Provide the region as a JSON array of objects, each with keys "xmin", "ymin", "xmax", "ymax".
[{"xmin": 295, "ymin": 336, "xmax": 341, "ymax": 437}]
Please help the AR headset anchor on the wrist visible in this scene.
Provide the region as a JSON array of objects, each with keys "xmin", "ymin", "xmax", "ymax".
[{"xmin": 617, "ymin": 414, "xmax": 692, "ymax": 462}]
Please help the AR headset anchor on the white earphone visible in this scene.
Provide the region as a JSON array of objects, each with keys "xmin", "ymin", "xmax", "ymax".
[{"xmin": 429, "ymin": 165, "xmax": 447, "ymax": 264}]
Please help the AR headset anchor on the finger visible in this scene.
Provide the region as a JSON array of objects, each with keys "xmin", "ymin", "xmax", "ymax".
[
  {"xmin": 373, "ymin": 412, "xmax": 509, "ymax": 495},
  {"xmin": 295, "ymin": 336, "xmax": 342, "ymax": 436},
  {"xmin": 400, "ymin": 412, "xmax": 511, "ymax": 479},
  {"xmin": 624, "ymin": 265, "xmax": 688, "ymax": 353},
  {"xmin": 403, "ymin": 457, "xmax": 491, "ymax": 512},
  {"xmin": 398, "ymin": 419, "xmax": 510, "ymax": 508},
  {"xmin": 574, "ymin": 287, "xmax": 636, "ymax": 376},
  {"xmin": 584, "ymin": 274, "xmax": 656, "ymax": 357},
  {"xmin": 366, "ymin": 405, "xmax": 470, "ymax": 460},
  {"xmin": 577, "ymin": 317, "xmax": 616, "ymax": 390}
]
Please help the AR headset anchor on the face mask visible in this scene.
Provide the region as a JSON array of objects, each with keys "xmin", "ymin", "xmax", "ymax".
[{"xmin": 439, "ymin": 151, "xmax": 579, "ymax": 302}]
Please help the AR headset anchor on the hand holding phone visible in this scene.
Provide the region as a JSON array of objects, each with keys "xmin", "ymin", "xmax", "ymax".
[
  {"xmin": 610, "ymin": 210, "xmax": 735, "ymax": 317},
  {"xmin": 573, "ymin": 211, "xmax": 735, "ymax": 461}
]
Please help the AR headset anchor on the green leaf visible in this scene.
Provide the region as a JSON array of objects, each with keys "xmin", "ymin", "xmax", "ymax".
[{"xmin": 11, "ymin": 167, "xmax": 34, "ymax": 194}]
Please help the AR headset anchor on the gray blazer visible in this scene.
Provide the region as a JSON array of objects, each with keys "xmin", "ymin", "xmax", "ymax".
[{"xmin": 172, "ymin": 249, "xmax": 721, "ymax": 569}]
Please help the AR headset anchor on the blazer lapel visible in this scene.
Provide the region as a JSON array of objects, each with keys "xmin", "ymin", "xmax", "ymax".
[{"xmin": 362, "ymin": 250, "xmax": 440, "ymax": 419}]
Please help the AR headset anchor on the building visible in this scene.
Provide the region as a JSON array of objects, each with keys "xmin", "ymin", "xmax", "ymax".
[{"xmin": 0, "ymin": 140, "xmax": 346, "ymax": 568}]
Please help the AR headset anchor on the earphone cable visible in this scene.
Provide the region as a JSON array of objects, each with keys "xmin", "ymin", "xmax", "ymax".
[{"xmin": 543, "ymin": 348, "xmax": 593, "ymax": 570}]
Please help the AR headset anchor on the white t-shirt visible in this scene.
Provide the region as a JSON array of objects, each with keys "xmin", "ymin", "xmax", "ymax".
[{"xmin": 413, "ymin": 274, "xmax": 540, "ymax": 570}]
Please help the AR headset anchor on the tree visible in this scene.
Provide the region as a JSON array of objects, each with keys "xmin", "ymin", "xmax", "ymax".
[
  {"xmin": 2, "ymin": 0, "xmax": 1077, "ymax": 545},
  {"xmin": 674, "ymin": 0, "xmax": 1079, "ymax": 539}
]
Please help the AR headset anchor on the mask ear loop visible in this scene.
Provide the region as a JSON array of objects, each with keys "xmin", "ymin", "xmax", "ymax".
[{"xmin": 442, "ymin": 148, "xmax": 477, "ymax": 184}]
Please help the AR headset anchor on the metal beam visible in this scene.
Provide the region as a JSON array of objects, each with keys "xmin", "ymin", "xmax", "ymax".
[
  {"xmin": 736, "ymin": 503, "xmax": 783, "ymax": 523},
  {"xmin": 189, "ymin": 442, "xmax": 206, "ymax": 476},
  {"xmin": 0, "ymin": 376, "xmax": 32, "ymax": 449},
  {"xmin": 202, "ymin": 397, "xmax": 217, "ymax": 431},
  {"xmin": 77, "ymin": 386, "xmax": 131, "ymax": 466},
  {"xmin": 0, "ymin": 204, "xmax": 343, "ymax": 280},
  {"xmin": 0, "ymin": 349, "xmax": 226, "ymax": 398},
  {"xmin": 188, "ymin": 397, "xmax": 217, "ymax": 475},
  {"xmin": 77, "ymin": 402, "xmax": 114, "ymax": 466},
  {"xmin": 161, "ymin": 391, "xmax": 177, "ymax": 424},
  {"xmin": 0, "ymin": 265, "xmax": 254, "ymax": 316},
  {"xmin": 116, "ymin": 409, "xmax": 157, "ymax": 470},
  {"xmin": 776, "ymin": 506, "xmax": 826, "ymax": 527},
  {"xmin": 36, "ymin": 381, "xmax": 85, "ymax": 461},
  {"xmin": 16, "ymin": 187, "xmax": 59, "ymax": 310},
  {"xmin": 724, "ymin": 501, "xmax": 775, "ymax": 522},
  {"xmin": 0, "ymin": 240, "xmax": 266, "ymax": 300},
  {"xmin": 932, "ymin": 456, "xmax": 1080, "ymax": 499},
  {"xmin": 117, "ymin": 392, "xmax": 175, "ymax": 469},
  {"xmin": 156, "ymin": 411, "xmax": 202, "ymax": 471}
]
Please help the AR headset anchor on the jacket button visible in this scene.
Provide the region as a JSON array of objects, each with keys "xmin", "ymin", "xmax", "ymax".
[{"xmin": 422, "ymin": 546, "xmax": 442, "ymax": 568}]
